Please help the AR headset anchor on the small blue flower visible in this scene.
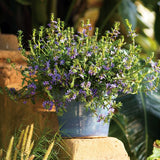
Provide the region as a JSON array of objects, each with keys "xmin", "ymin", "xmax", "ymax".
[
  {"xmin": 52, "ymin": 20, "xmax": 57, "ymax": 24},
  {"xmin": 86, "ymin": 81, "xmax": 91, "ymax": 88},
  {"xmin": 34, "ymin": 44, "xmax": 38, "ymax": 49},
  {"xmin": 53, "ymin": 56, "xmax": 59, "ymax": 61},
  {"xmin": 81, "ymin": 82, "xmax": 85, "ymax": 88},
  {"xmin": 55, "ymin": 41, "xmax": 59, "ymax": 45},
  {"xmin": 42, "ymin": 100, "xmax": 54, "ymax": 110},
  {"xmin": 99, "ymin": 74, "xmax": 105, "ymax": 80},
  {"xmin": 89, "ymin": 26, "xmax": 92, "ymax": 31},
  {"xmin": 46, "ymin": 60, "xmax": 50, "ymax": 69},
  {"xmin": 23, "ymin": 101, "xmax": 27, "ymax": 104},
  {"xmin": 71, "ymin": 93, "xmax": 77, "ymax": 100},
  {"xmin": 31, "ymin": 91, "xmax": 35, "ymax": 95},
  {"xmin": 29, "ymin": 71, "xmax": 35, "ymax": 76},
  {"xmin": 88, "ymin": 69, "xmax": 95, "ymax": 76},
  {"xmin": 60, "ymin": 60, "xmax": 65, "ymax": 65},
  {"xmin": 70, "ymin": 48, "xmax": 79, "ymax": 59},
  {"xmin": 108, "ymin": 107, "xmax": 115, "ymax": 114},
  {"xmin": 111, "ymin": 63, "xmax": 114, "ymax": 68},
  {"xmin": 103, "ymin": 65, "xmax": 110, "ymax": 70},
  {"xmin": 87, "ymin": 51, "xmax": 92, "ymax": 57},
  {"xmin": 35, "ymin": 65, "xmax": 39, "ymax": 70},
  {"xmin": 47, "ymin": 23, "xmax": 51, "ymax": 27},
  {"xmin": 82, "ymin": 29, "xmax": 86, "ymax": 34},
  {"xmin": 47, "ymin": 85, "xmax": 52, "ymax": 90},
  {"xmin": 43, "ymin": 81, "xmax": 49, "ymax": 86},
  {"xmin": 27, "ymin": 83, "xmax": 36, "ymax": 89}
]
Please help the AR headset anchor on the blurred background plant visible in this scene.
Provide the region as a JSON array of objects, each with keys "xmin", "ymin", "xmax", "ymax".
[
  {"xmin": 0, "ymin": 0, "xmax": 160, "ymax": 159},
  {"xmin": 0, "ymin": 124, "xmax": 68, "ymax": 160}
]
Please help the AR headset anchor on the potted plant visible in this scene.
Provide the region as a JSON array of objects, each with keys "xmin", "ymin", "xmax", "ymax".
[{"xmin": 7, "ymin": 14, "xmax": 160, "ymax": 137}]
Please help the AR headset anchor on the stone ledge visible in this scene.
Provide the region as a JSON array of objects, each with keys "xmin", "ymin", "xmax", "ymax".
[
  {"xmin": 60, "ymin": 137, "xmax": 130, "ymax": 160},
  {"xmin": 0, "ymin": 50, "xmax": 26, "ymax": 63}
]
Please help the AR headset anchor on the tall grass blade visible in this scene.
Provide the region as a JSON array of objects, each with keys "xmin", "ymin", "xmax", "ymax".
[
  {"xmin": 13, "ymin": 129, "xmax": 24, "ymax": 160},
  {"xmin": 25, "ymin": 124, "xmax": 34, "ymax": 159},
  {"xmin": 43, "ymin": 140, "xmax": 55, "ymax": 160},
  {"xmin": 5, "ymin": 136, "xmax": 14, "ymax": 160},
  {"xmin": 0, "ymin": 149, "xmax": 3, "ymax": 159},
  {"xmin": 28, "ymin": 141, "xmax": 34, "ymax": 158},
  {"xmin": 28, "ymin": 155, "xmax": 35, "ymax": 160},
  {"xmin": 21, "ymin": 125, "xmax": 29, "ymax": 160}
]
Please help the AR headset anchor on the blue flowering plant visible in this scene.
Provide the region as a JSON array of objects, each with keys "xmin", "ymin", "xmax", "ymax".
[{"xmin": 13, "ymin": 14, "xmax": 160, "ymax": 122}]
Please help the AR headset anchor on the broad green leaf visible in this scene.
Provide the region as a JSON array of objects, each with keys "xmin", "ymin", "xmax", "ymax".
[{"xmin": 109, "ymin": 82, "xmax": 160, "ymax": 160}]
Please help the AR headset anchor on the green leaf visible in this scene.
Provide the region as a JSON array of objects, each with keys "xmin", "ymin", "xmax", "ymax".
[
  {"xmin": 70, "ymin": 76, "xmax": 75, "ymax": 88},
  {"xmin": 109, "ymin": 85, "xmax": 160, "ymax": 160},
  {"xmin": 6, "ymin": 58, "xmax": 11, "ymax": 63},
  {"xmin": 16, "ymin": 0, "xmax": 31, "ymax": 5}
]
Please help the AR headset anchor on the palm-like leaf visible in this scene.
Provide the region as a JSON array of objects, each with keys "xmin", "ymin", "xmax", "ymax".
[{"xmin": 109, "ymin": 86, "xmax": 160, "ymax": 160}]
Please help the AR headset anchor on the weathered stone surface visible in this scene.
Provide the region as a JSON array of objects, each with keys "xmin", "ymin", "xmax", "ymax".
[
  {"xmin": 60, "ymin": 137, "xmax": 130, "ymax": 160},
  {"xmin": 0, "ymin": 34, "xmax": 26, "ymax": 88},
  {"xmin": 0, "ymin": 34, "xmax": 19, "ymax": 50},
  {"xmin": 0, "ymin": 50, "xmax": 26, "ymax": 88}
]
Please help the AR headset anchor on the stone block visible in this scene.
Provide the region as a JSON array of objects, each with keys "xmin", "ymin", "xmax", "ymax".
[
  {"xmin": 0, "ymin": 34, "xmax": 19, "ymax": 50},
  {"xmin": 0, "ymin": 50, "xmax": 26, "ymax": 88},
  {"xmin": 59, "ymin": 137, "xmax": 130, "ymax": 160}
]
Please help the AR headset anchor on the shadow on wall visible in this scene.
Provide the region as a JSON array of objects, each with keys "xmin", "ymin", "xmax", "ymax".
[{"xmin": 0, "ymin": 94, "xmax": 59, "ymax": 149}]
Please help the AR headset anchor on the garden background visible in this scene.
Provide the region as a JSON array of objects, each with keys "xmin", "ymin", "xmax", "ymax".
[{"xmin": 0, "ymin": 0, "xmax": 160, "ymax": 159}]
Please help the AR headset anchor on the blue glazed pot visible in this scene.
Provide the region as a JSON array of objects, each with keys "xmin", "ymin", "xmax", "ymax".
[{"xmin": 57, "ymin": 101, "xmax": 110, "ymax": 138}]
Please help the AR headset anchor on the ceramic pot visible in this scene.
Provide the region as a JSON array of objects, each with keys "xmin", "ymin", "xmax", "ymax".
[{"xmin": 57, "ymin": 101, "xmax": 110, "ymax": 138}]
